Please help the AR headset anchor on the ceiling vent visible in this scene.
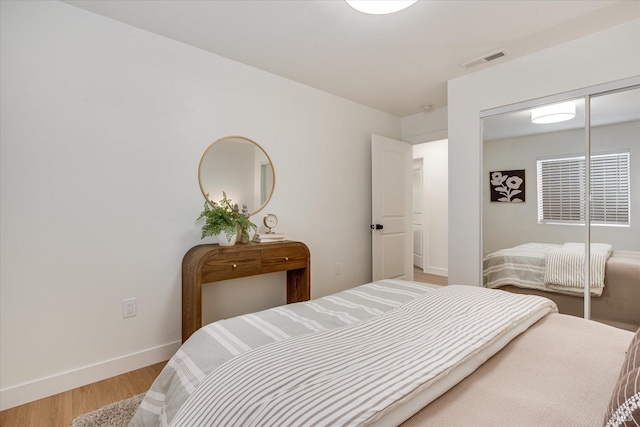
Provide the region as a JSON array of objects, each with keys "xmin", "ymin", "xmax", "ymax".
[{"xmin": 462, "ymin": 49, "xmax": 509, "ymax": 69}]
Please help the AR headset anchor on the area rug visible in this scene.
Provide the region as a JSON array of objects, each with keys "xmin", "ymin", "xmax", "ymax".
[{"xmin": 70, "ymin": 393, "xmax": 144, "ymax": 427}]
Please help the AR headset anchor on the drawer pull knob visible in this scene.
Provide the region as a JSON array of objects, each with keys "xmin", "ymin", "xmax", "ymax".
[
  {"xmin": 232, "ymin": 264, "xmax": 237, "ymax": 269},
  {"xmin": 284, "ymin": 257, "xmax": 289, "ymax": 261}
]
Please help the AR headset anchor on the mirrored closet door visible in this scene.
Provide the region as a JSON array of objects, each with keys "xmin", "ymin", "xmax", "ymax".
[
  {"xmin": 481, "ymin": 80, "xmax": 639, "ymax": 327},
  {"xmin": 586, "ymin": 86, "xmax": 639, "ymax": 328}
]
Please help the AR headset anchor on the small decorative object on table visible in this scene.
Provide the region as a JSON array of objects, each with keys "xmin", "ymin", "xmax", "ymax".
[
  {"xmin": 263, "ymin": 213, "xmax": 278, "ymax": 233},
  {"xmin": 254, "ymin": 213, "xmax": 285, "ymax": 242},
  {"xmin": 254, "ymin": 232, "xmax": 286, "ymax": 243},
  {"xmin": 196, "ymin": 192, "xmax": 257, "ymax": 246}
]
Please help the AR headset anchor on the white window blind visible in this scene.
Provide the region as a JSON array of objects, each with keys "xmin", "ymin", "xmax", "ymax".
[
  {"xmin": 590, "ymin": 152, "xmax": 630, "ymax": 224},
  {"xmin": 537, "ymin": 151, "xmax": 630, "ymax": 225}
]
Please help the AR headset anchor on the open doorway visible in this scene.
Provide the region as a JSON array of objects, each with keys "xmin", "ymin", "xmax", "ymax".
[{"xmin": 412, "ymin": 139, "xmax": 449, "ymax": 284}]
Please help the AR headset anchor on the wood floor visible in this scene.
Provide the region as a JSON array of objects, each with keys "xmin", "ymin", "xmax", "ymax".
[
  {"xmin": 413, "ymin": 267, "xmax": 448, "ymax": 286},
  {"xmin": 1, "ymin": 271, "xmax": 446, "ymax": 427},
  {"xmin": 0, "ymin": 361, "xmax": 166, "ymax": 427}
]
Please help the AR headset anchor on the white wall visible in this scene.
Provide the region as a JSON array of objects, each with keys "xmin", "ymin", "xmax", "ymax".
[
  {"xmin": 448, "ymin": 19, "xmax": 640, "ymax": 286},
  {"xmin": 401, "ymin": 106, "xmax": 448, "ymax": 144},
  {"xmin": 0, "ymin": 1, "xmax": 399, "ymax": 409},
  {"xmin": 483, "ymin": 121, "xmax": 640, "ymax": 256},
  {"xmin": 413, "ymin": 140, "xmax": 449, "ymax": 276}
]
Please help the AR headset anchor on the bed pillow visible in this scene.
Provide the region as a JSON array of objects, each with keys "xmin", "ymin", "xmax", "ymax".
[{"xmin": 604, "ymin": 327, "xmax": 640, "ymax": 427}]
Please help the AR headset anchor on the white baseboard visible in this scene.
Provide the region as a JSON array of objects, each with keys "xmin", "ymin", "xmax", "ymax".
[
  {"xmin": 425, "ymin": 266, "xmax": 448, "ymax": 277},
  {"xmin": 0, "ymin": 340, "xmax": 181, "ymax": 411}
]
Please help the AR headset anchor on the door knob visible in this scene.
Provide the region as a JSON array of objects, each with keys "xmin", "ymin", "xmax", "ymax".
[{"xmin": 370, "ymin": 224, "xmax": 383, "ymax": 230}]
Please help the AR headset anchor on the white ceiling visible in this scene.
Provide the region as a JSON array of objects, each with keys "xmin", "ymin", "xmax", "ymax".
[{"xmin": 63, "ymin": 0, "xmax": 640, "ymax": 118}]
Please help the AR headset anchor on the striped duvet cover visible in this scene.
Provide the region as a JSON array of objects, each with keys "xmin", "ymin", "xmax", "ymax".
[
  {"xmin": 131, "ymin": 280, "xmax": 556, "ymax": 427},
  {"xmin": 483, "ymin": 243, "xmax": 558, "ymax": 291},
  {"xmin": 484, "ymin": 243, "xmax": 610, "ymax": 296}
]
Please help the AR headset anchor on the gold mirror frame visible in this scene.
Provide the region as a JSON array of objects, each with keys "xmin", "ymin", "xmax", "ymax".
[{"xmin": 198, "ymin": 135, "xmax": 275, "ymax": 217}]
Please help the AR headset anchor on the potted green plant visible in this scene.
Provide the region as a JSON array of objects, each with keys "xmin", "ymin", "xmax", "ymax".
[{"xmin": 197, "ymin": 192, "xmax": 257, "ymax": 246}]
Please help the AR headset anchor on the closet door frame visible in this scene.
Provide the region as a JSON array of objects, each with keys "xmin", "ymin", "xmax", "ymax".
[{"xmin": 480, "ymin": 75, "xmax": 640, "ymax": 319}]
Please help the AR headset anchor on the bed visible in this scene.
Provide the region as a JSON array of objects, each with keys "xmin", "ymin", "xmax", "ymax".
[
  {"xmin": 484, "ymin": 244, "xmax": 640, "ymax": 331},
  {"xmin": 130, "ymin": 279, "xmax": 639, "ymax": 427}
]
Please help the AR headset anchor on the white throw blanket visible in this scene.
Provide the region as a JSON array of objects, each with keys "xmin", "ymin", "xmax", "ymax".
[
  {"xmin": 544, "ymin": 243, "xmax": 612, "ymax": 288},
  {"xmin": 169, "ymin": 285, "xmax": 556, "ymax": 427}
]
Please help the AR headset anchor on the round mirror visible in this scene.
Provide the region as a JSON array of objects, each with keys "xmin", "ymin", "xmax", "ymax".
[{"xmin": 198, "ymin": 136, "xmax": 275, "ymax": 216}]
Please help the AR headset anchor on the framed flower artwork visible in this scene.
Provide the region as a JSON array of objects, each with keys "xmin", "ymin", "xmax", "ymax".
[{"xmin": 489, "ymin": 169, "xmax": 525, "ymax": 202}]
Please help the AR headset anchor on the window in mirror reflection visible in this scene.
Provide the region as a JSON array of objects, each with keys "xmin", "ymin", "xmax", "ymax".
[{"xmin": 537, "ymin": 151, "xmax": 630, "ymax": 226}]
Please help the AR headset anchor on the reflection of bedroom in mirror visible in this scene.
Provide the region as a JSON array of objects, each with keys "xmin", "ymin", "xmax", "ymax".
[
  {"xmin": 260, "ymin": 162, "xmax": 274, "ymax": 206},
  {"xmin": 199, "ymin": 135, "xmax": 275, "ymax": 216},
  {"xmin": 481, "ymin": 82, "xmax": 640, "ymax": 331}
]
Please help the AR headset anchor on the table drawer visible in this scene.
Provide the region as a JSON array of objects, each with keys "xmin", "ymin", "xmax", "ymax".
[
  {"xmin": 261, "ymin": 245, "xmax": 308, "ymax": 272},
  {"xmin": 202, "ymin": 251, "xmax": 260, "ymax": 282}
]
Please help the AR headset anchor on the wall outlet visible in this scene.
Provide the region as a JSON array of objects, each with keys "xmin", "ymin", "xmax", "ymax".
[
  {"xmin": 122, "ymin": 298, "xmax": 137, "ymax": 318},
  {"xmin": 335, "ymin": 263, "xmax": 341, "ymax": 275}
]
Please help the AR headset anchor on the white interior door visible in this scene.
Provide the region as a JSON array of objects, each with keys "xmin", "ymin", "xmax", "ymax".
[{"xmin": 372, "ymin": 135, "xmax": 413, "ymax": 281}]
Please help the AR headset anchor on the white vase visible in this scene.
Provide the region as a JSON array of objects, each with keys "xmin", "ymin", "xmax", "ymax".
[{"xmin": 217, "ymin": 230, "xmax": 237, "ymax": 246}]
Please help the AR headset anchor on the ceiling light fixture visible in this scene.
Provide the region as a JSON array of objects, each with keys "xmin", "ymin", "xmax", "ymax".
[
  {"xmin": 345, "ymin": 0, "xmax": 417, "ymax": 15},
  {"xmin": 531, "ymin": 101, "xmax": 576, "ymax": 124}
]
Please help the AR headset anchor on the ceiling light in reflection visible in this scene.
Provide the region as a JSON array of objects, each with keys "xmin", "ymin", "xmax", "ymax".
[{"xmin": 531, "ymin": 101, "xmax": 576, "ymax": 124}]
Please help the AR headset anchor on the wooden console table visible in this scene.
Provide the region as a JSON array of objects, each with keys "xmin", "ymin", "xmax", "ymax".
[{"xmin": 182, "ymin": 241, "xmax": 310, "ymax": 342}]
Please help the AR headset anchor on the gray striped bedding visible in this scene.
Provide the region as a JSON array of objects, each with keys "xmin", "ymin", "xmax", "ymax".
[
  {"xmin": 130, "ymin": 279, "xmax": 438, "ymax": 426},
  {"xmin": 131, "ymin": 280, "xmax": 556, "ymax": 427},
  {"xmin": 544, "ymin": 242, "xmax": 612, "ymax": 288},
  {"xmin": 483, "ymin": 243, "xmax": 558, "ymax": 291},
  {"xmin": 483, "ymin": 243, "xmax": 608, "ymax": 297}
]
